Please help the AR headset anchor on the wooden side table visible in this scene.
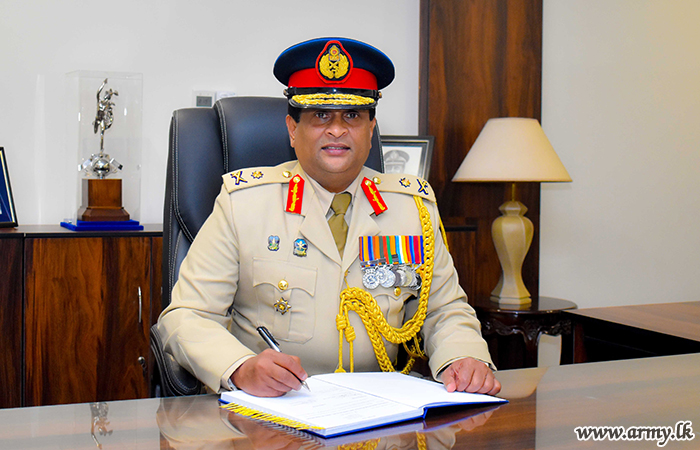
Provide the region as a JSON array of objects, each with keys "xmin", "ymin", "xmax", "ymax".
[{"xmin": 473, "ymin": 296, "xmax": 577, "ymax": 369}]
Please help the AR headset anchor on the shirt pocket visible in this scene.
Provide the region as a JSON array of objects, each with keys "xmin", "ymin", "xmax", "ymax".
[
  {"xmin": 370, "ymin": 287, "xmax": 417, "ymax": 328},
  {"xmin": 253, "ymin": 258, "xmax": 317, "ymax": 344}
]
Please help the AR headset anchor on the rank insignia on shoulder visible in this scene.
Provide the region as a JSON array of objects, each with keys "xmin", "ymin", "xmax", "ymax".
[
  {"xmin": 372, "ymin": 173, "xmax": 436, "ymax": 203},
  {"xmin": 229, "ymin": 170, "xmax": 247, "ymax": 186},
  {"xmin": 417, "ymin": 178, "xmax": 430, "ymax": 196},
  {"xmin": 222, "ymin": 168, "xmax": 269, "ymax": 193},
  {"xmin": 223, "ymin": 164, "xmax": 297, "ymax": 194},
  {"xmin": 286, "ymin": 175, "xmax": 305, "ymax": 214},
  {"xmin": 361, "ymin": 177, "xmax": 388, "ymax": 215}
]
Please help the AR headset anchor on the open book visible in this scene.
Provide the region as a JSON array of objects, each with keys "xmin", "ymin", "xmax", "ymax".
[{"xmin": 220, "ymin": 371, "xmax": 507, "ymax": 438}]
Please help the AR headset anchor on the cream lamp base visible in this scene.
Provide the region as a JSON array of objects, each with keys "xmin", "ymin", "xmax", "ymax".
[{"xmin": 490, "ymin": 200, "xmax": 533, "ymax": 305}]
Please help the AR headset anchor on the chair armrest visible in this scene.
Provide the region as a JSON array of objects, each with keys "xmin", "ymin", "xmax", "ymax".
[{"xmin": 150, "ymin": 324, "xmax": 203, "ymax": 396}]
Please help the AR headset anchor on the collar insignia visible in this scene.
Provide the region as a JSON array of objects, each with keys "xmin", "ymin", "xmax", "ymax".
[
  {"xmin": 361, "ymin": 177, "xmax": 388, "ymax": 215},
  {"xmin": 285, "ymin": 174, "xmax": 305, "ymax": 214}
]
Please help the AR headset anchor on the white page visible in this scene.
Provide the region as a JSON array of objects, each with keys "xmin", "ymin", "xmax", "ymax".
[
  {"xmin": 313, "ymin": 372, "xmax": 505, "ymax": 409},
  {"xmin": 222, "ymin": 376, "xmax": 419, "ymax": 431}
]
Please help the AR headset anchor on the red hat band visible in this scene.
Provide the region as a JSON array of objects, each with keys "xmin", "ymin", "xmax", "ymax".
[{"xmin": 288, "ymin": 67, "xmax": 378, "ymax": 91}]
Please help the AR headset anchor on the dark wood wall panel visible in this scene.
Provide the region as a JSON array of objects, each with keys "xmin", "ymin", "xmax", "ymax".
[
  {"xmin": 0, "ymin": 237, "xmax": 23, "ymax": 408},
  {"xmin": 443, "ymin": 218, "xmax": 478, "ymax": 298},
  {"xmin": 420, "ymin": 0, "xmax": 543, "ymax": 301}
]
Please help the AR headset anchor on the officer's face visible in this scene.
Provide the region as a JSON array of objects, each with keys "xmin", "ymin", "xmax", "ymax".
[{"xmin": 286, "ymin": 109, "xmax": 375, "ymax": 193}]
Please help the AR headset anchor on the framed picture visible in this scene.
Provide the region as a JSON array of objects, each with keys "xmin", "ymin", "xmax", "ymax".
[
  {"xmin": 0, "ymin": 147, "xmax": 18, "ymax": 228},
  {"xmin": 380, "ymin": 135, "xmax": 435, "ymax": 180}
]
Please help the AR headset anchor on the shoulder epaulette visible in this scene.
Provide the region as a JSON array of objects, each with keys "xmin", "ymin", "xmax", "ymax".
[
  {"xmin": 372, "ymin": 173, "xmax": 436, "ymax": 203},
  {"xmin": 222, "ymin": 164, "xmax": 296, "ymax": 193}
]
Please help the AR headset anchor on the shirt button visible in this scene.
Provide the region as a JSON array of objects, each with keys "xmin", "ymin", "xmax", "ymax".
[
  {"xmin": 278, "ymin": 279, "xmax": 289, "ymax": 291},
  {"xmin": 394, "ymin": 287, "xmax": 401, "ymax": 296}
]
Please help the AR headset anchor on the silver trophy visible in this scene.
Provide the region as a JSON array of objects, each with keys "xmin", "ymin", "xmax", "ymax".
[
  {"xmin": 79, "ymin": 78, "xmax": 123, "ymax": 178},
  {"xmin": 75, "ymin": 77, "xmax": 130, "ymax": 222}
]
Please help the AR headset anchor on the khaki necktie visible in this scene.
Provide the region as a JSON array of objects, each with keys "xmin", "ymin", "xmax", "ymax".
[{"xmin": 328, "ymin": 192, "xmax": 352, "ymax": 257}]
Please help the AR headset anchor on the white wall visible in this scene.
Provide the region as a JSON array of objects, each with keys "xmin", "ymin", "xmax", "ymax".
[
  {"xmin": 5, "ymin": 0, "xmax": 696, "ymax": 309},
  {"xmin": 0, "ymin": 0, "xmax": 420, "ymax": 225},
  {"xmin": 540, "ymin": 0, "xmax": 700, "ymax": 307}
]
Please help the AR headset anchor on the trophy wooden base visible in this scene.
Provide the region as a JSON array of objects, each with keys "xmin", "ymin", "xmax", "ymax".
[{"xmin": 77, "ymin": 178, "xmax": 130, "ymax": 222}]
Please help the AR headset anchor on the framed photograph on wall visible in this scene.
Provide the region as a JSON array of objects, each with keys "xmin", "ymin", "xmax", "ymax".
[
  {"xmin": 0, "ymin": 147, "xmax": 18, "ymax": 228},
  {"xmin": 380, "ymin": 135, "xmax": 435, "ymax": 180}
]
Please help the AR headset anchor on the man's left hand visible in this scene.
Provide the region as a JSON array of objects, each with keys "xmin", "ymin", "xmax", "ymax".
[{"xmin": 440, "ymin": 357, "xmax": 501, "ymax": 395}]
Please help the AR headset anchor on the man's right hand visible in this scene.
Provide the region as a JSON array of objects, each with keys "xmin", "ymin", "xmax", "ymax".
[{"xmin": 231, "ymin": 349, "xmax": 308, "ymax": 397}]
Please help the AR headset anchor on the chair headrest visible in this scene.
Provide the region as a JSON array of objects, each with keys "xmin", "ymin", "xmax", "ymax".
[{"xmin": 170, "ymin": 96, "xmax": 384, "ymax": 243}]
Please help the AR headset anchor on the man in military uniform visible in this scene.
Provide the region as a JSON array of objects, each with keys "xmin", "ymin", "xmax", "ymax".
[{"xmin": 157, "ymin": 37, "xmax": 500, "ymax": 397}]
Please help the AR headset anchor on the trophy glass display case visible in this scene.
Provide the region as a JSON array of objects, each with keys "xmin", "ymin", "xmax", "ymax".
[{"xmin": 62, "ymin": 71, "xmax": 143, "ymax": 230}]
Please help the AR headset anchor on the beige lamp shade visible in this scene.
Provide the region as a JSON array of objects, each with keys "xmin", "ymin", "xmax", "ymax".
[
  {"xmin": 452, "ymin": 117, "xmax": 571, "ymax": 304},
  {"xmin": 452, "ymin": 118, "xmax": 571, "ymax": 182}
]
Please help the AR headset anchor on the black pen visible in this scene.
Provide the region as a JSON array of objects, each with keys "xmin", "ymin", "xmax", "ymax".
[{"xmin": 256, "ymin": 326, "xmax": 310, "ymax": 391}]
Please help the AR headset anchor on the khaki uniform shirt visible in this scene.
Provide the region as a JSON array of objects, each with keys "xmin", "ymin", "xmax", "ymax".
[{"xmin": 157, "ymin": 161, "xmax": 493, "ymax": 392}]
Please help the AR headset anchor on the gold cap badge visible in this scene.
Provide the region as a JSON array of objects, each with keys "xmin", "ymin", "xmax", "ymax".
[{"xmin": 316, "ymin": 41, "xmax": 352, "ymax": 83}]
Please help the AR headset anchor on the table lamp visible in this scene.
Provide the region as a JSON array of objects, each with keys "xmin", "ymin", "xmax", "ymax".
[{"xmin": 452, "ymin": 118, "xmax": 571, "ymax": 305}]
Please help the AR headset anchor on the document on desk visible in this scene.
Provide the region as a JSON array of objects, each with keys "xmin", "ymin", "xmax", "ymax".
[{"xmin": 220, "ymin": 371, "xmax": 507, "ymax": 438}]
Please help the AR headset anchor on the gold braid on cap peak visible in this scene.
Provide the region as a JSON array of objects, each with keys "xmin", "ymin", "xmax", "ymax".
[
  {"xmin": 292, "ymin": 93, "xmax": 375, "ymax": 106},
  {"xmin": 336, "ymin": 196, "xmax": 450, "ymax": 374}
]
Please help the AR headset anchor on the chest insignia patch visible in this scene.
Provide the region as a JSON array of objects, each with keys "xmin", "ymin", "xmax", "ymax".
[
  {"xmin": 293, "ymin": 238, "xmax": 308, "ymax": 257},
  {"xmin": 274, "ymin": 298, "xmax": 291, "ymax": 315},
  {"xmin": 267, "ymin": 235, "xmax": 280, "ymax": 251}
]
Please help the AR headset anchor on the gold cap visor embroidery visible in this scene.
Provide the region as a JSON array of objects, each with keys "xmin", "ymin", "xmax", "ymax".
[{"xmin": 290, "ymin": 93, "xmax": 376, "ymax": 108}]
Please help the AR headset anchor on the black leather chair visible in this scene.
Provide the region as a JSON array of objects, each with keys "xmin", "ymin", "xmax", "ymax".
[{"xmin": 151, "ymin": 96, "xmax": 385, "ymax": 396}]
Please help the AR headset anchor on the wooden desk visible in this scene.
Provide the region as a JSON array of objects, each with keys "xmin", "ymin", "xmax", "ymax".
[
  {"xmin": 473, "ymin": 296, "xmax": 577, "ymax": 369},
  {"xmin": 563, "ymin": 301, "xmax": 700, "ymax": 363},
  {"xmin": 2, "ymin": 353, "xmax": 698, "ymax": 448}
]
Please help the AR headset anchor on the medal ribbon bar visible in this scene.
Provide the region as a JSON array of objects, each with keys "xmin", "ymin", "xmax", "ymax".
[{"xmin": 359, "ymin": 235, "xmax": 424, "ymax": 266}]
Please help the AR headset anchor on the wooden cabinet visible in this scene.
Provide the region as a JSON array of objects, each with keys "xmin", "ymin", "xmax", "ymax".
[
  {"xmin": 0, "ymin": 234, "xmax": 23, "ymax": 408},
  {"xmin": 0, "ymin": 225, "xmax": 162, "ymax": 408}
]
